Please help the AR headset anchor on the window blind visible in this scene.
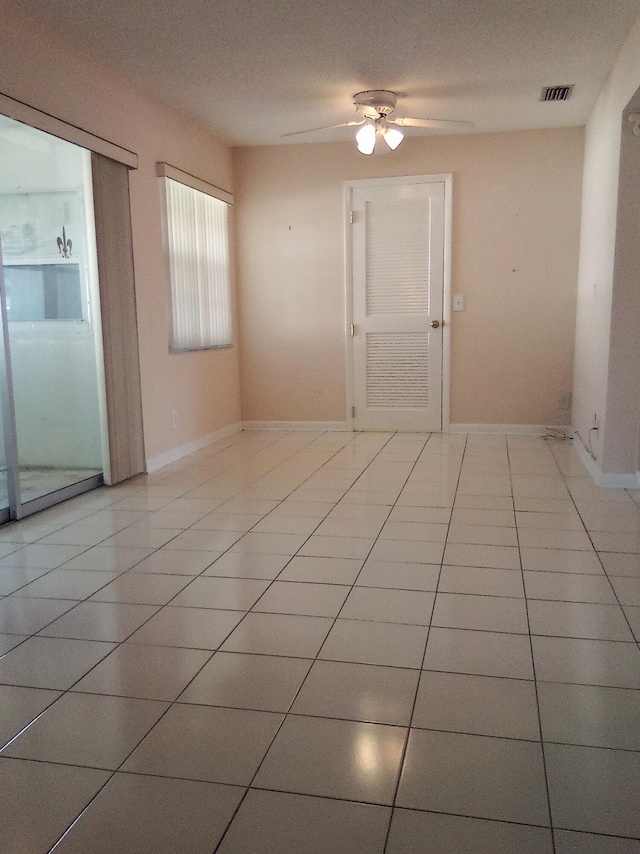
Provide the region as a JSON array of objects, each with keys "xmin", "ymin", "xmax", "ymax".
[{"xmin": 161, "ymin": 174, "xmax": 232, "ymax": 351}]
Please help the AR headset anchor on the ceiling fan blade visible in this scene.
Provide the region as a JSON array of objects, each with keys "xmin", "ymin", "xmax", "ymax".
[
  {"xmin": 281, "ymin": 120, "xmax": 364, "ymax": 138},
  {"xmin": 389, "ymin": 117, "xmax": 475, "ymax": 130}
]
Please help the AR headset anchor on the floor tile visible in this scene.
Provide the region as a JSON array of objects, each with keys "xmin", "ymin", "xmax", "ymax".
[
  {"xmin": 387, "ymin": 505, "xmax": 452, "ymax": 524},
  {"xmin": 0, "ymin": 596, "xmax": 79, "ymax": 634},
  {"xmin": 0, "ymin": 544, "xmax": 88, "ymax": 570},
  {"xmin": 368, "ymin": 539, "xmax": 445, "ymax": 565},
  {"xmin": 524, "ymin": 571, "xmax": 617, "ymax": 603},
  {"xmin": 443, "ymin": 543, "xmax": 520, "ymax": 569},
  {"xmin": 3, "ymin": 691, "xmax": 167, "ymax": 768},
  {"xmin": 171, "ymin": 576, "xmax": 270, "ymax": 610},
  {"xmin": 591, "ymin": 531, "xmax": 640, "ymax": 553},
  {"xmin": 521, "ymin": 548, "xmax": 605, "ymax": 574},
  {"xmin": 624, "ymin": 606, "xmax": 640, "ymax": 639},
  {"xmin": 101, "ymin": 528, "xmax": 183, "ymax": 549},
  {"xmin": 314, "ymin": 517, "xmax": 385, "ymax": 538},
  {"xmin": 161, "ymin": 529, "xmax": 243, "ymax": 552},
  {"xmin": 221, "ymin": 611, "xmax": 332, "ymax": 657},
  {"xmin": 0, "ymin": 757, "xmax": 109, "ymax": 854},
  {"xmin": 599, "ymin": 552, "xmax": 640, "ymax": 577},
  {"xmin": 192, "ymin": 511, "xmax": 263, "ymax": 531},
  {"xmin": 379, "ymin": 521, "xmax": 449, "ymax": 542},
  {"xmin": 518, "ymin": 528, "xmax": 594, "ymax": 551},
  {"xmin": 397, "ymin": 729, "xmax": 549, "ymax": 824},
  {"xmin": 53, "ymin": 773, "xmax": 244, "ymax": 854},
  {"xmin": 545, "ymin": 743, "xmax": 640, "ymax": 837},
  {"xmin": 278, "ymin": 555, "xmax": 363, "ymax": 584},
  {"xmin": 291, "ymin": 660, "xmax": 419, "ymax": 725},
  {"xmin": 217, "ymin": 789, "xmax": 390, "ymax": 854},
  {"xmin": 0, "ymin": 633, "xmax": 27, "ymax": 654},
  {"xmin": 319, "ymin": 618, "xmax": 429, "ymax": 668},
  {"xmin": 386, "ymin": 809, "xmax": 553, "ymax": 854},
  {"xmin": 454, "ymin": 494, "xmax": 514, "ymax": 510},
  {"xmin": 122, "ymin": 703, "xmax": 282, "ymax": 784},
  {"xmin": 0, "ymin": 635, "xmax": 116, "ymax": 689},
  {"xmin": 253, "ymin": 715, "xmax": 406, "ymax": 804},
  {"xmin": 538, "ymin": 682, "xmax": 640, "ymax": 750},
  {"xmin": 38, "ymin": 601, "xmax": 158, "ymax": 642},
  {"xmin": 179, "ymin": 651, "xmax": 312, "ymax": 711},
  {"xmin": 516, "ymin": 510, "xmax": 583, "ymax": 530},
  {"xmin": 528, "ymin": 600, "xmax": 634, "ymax": 641},
  {"xmin": 432, "ymin": 592, "xmax": 529, "ymax": 633},
  {"xmin": 72, "ymin": 643, "xmax": 211, "ymax": 700},
  {"xmin": 423, "ymin": 627, "xmax": 534, "ymax": 679},
  {"xmin": 16, "ymin": 568, "xmax": 120, "ymax": 600},
  {"xmin": 61, "ymin": 546, "xmax": 153, "ymax": 572},
  {"xmin": 355, "ymin": 560, "xmax": 440, "ymax": 591},
  {"xmin": 130, "ymin": 549, "xmax": 217, "ymax": 575},
  {"xmin": 413, "ymin": 671, "xmax": 540, "ymax": 740},
  {"xmin": 90, "ymin": 572, "xmax": 192, "ymax": 605},
  {"xmin": 128, "ymin": 606, "xmax": 243, "ymax": 649},
  {"xmin": 297, "ymin": 535, "xmax": 373, "ymax": 559},
  {"xmin": 203, "ymin": 552, "xmax": 291, "ymax": 579},
  {"xmin": 229, "ymin": 532, "xmax": 309, "ymax": 555},
  {"xmin": 340, "ymin": 587, "xmax": 435, "ymax": 625},
  {"xmin": 252, "ymin": 580, "xmax": 349, "ymax": 617},
  {"xmin": 438, "ymin": 564, "xmax": 524, "ymax": 596},
  {"xmin": 447, "ymin": 524, "xmax": 518, "ymax": 546},
  {"xmin": 609, "ymin": 576, "xmax": 640, "ymax": 606},
  {"xmin": 0, "ymin": 565, "xmax": 54, "ymax": 596},
  {"xmin": 37, "ymin": 526, "xmax": 114, "ymax": 547},
  {"xmin": 554, "ymin": 830, "xmax": 640, "ymax": 853},
  {"xmin": 532, "ymin": 636, "xmax": 640, "ymax": 688},
  {"xmin": 0, "ymin": 685, "xmax": 61, "ymax": 748}
]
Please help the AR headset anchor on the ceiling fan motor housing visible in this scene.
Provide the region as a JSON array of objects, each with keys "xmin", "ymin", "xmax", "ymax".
[{"xmin": 354, "ymin": 90, "xmax": 398, "ymax": 119}]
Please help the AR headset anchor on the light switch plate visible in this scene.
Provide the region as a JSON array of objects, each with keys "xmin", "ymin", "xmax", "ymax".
[{"xmin": 453, "ymin": 294, "xmax": 465, "ymax": 311}]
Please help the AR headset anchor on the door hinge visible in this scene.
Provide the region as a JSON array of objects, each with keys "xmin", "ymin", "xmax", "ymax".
[
  {"xmin": 350, "ymin": 323, "xmax": 355, "ymax": 337},
  {"xmin": 349, "ymin": 211, "xmax": 354, "ymax": 224},
  {"xmin": 352, "ymin": 406, "xmax": 356, "ymax": 418}
]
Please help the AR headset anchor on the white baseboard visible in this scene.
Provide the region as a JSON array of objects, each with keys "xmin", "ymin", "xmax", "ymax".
[
  {"xmin": 573, "ymin": 438, "xmax": 640, "ymax": 488},
  {"xmin": 145, "ymin": 422, "xmax": 242, "ymax": 473},
  {"xmin": 242, "ymin": 420, "xmax": 351, "ymax": 432},
  {"xmin": 448, "ymin": 423, "xmax": 567, "ymax": 435}
]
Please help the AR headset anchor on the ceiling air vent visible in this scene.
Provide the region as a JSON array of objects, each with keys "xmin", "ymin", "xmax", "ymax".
[{"xmin": 540, "ymin": 85, "xmax": 574, "ymax": 102}]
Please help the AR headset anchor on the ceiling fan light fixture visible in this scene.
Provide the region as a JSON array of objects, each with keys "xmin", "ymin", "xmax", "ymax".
[
  {"xmin": 382, "ymin": 125, "xmax": 404, "ymax": 150},
  {"xmin": 356, "ymin": 122, "xmax": 376, "ymax": 155}
]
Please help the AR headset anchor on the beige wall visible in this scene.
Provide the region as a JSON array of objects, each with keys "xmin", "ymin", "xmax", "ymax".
[
  {"xmin": 572, "ymin": 14, "xmax": 640, "ymax": 475},
  {"xmin": 234, "ymin": 128, "xmax": 583, "ymax": 426},
  {"xmin": 0, "ymin": 5, "xmax": 241, "ymax": 463}
]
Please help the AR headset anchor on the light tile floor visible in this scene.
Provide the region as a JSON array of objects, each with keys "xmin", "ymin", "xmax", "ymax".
[{"xmin": 1, "ymin": 430, "xmax": 639, "ymax": 853}]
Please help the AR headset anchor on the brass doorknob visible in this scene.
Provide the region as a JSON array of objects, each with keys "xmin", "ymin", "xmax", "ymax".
[{"xmin": 431, "ymin": 320, "xmax": 440, "ymax": 329}]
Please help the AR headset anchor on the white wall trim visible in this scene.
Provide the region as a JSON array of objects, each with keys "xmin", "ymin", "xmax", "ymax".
[
  {"xmin": 573, "ymin": 437, "xmax": 640, "ymax": 488},
  {"xmin": 448, "ymin": 423, "xmax": 568, "ymax": 435},
  {"xmin": 146, "ymin": 422, "xmax": 242, "ymax": 472},
  {"xmin": 242, "ymin": 420, "xmax": 351, "ymax": 432}
]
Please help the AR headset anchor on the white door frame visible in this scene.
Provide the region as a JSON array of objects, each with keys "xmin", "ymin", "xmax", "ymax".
[{"xmin": 344, "ymin": 173, "xmax": 452, "ymax": 432}]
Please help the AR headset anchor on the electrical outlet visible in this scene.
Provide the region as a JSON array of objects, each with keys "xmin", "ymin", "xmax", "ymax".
[
  {"xmin": 557, "ymin": 392, "xmax": 571, "ymax": 411},
  {"xmin": 593, "ymin": 413, "xmax": 599, "ymax": 429},
  {"xmin": 171, "ymin": 409, "xmax": 178, "ymax": 430}
]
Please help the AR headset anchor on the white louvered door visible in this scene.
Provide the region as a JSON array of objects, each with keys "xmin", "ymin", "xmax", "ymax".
[{"xmin": 351, "ymin": 179, "xmax": 445, "ymax": 431}]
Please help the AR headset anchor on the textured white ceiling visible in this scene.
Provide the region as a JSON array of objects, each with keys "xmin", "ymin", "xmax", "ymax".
[{"xmin": 11, "ymin": 0, "xmax": 640, "ymax": 145}]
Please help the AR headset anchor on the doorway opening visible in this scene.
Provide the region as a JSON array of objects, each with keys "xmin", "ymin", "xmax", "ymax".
[{"xmin": 0, "ymin": 115, "xmax": 107, "ymax": 520}]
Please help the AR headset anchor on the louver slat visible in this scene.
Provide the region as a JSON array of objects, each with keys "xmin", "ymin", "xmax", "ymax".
[
  {"xmin": 365, "ymin": 199, "xmax": 431, "ymax": 315},
  {"xmin": 366, "ymin": 333, "xmax": 429, "ymax": 408}
]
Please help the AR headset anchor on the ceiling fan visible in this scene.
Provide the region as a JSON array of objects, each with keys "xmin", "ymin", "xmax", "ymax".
[{"xmin": 282, "ymin": 90, "xmax": 474, "ymax": 154}]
